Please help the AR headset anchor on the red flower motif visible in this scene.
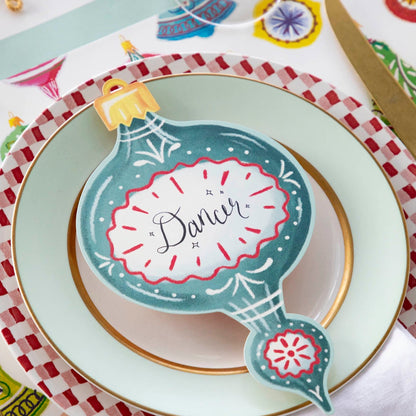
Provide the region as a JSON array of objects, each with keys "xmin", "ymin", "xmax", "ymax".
[{"xmin": 264, "ymin": 328, "xmax": 321, "ymax": 378}]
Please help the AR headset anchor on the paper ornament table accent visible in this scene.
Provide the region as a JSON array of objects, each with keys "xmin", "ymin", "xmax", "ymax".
[{"xmin": 76, "ymin": 79, "xmax": 334, "ymax": 413}]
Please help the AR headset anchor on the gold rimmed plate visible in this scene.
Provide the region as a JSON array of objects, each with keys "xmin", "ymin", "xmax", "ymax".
[
  {"xmin": 67, "ymin": 145, "xmax": 352, "ymax": 375},
  {"xmin": 11, "ymin": 67, "xmax": 408, "ymax": 416}
]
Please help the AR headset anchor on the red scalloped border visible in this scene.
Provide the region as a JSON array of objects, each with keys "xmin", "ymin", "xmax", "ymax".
[
  {"xmin": 106, "ymin": 156, "xmax": 291, "ymax": 285},
  {"xmin": 263, "ymin": 328, "xmax": 321, "ymax": 379}
]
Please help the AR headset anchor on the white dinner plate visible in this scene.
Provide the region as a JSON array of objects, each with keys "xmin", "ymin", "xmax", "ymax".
[{"xmin": 11, "ymin": 60, "xmax": 408, "ymax": 415}]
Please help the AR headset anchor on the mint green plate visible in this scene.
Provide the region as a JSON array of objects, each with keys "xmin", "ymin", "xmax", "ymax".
[{"xmin": 12, "ymin": 73, "xmax": 408, "ymax": 415}]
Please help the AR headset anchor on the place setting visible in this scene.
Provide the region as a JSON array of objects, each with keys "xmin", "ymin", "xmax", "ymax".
[{"xmin": 0, "ymin": 1, "xmax": 416, "ymax": 416}]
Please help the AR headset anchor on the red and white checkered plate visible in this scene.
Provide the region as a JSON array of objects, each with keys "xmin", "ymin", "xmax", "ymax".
[{"xmin": 0, "ymin": 53, "xmax": 415, "ymax": 416}]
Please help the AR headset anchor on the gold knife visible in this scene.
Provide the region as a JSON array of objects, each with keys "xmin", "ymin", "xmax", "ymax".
[{"xmin": 325, "ymin": 0, "xmax": 416, "ymax": 157}]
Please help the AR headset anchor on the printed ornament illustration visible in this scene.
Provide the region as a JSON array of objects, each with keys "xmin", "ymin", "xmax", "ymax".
[
  {"xmin": 4, "ymin": 56, "xmax": 65, "ymax": 101},
  {"xmin": 253, "ymin": 0, "xmax": 322, "ymax": 48},
  {"xmin": 385, "ymin": 0, "xmax": 416, "ymax": 22},
  {"xmin": 0, "ymin": 365, "xmax": 49, "ymax": 416},
  {"xmin": 157, "ymin": 0, "xmax": 236, "ymax": 40},
  {"xmin": 119, "ymin": 35, "xmax": 157, "ymax": 63},
  {"xmin": 76, "ymin": 79, "xmax": 334, "ymax": 413}
]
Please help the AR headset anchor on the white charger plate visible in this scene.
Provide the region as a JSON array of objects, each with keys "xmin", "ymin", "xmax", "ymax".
[
  {"xmin": 12, "ymin": 72, "xmax": 408, "ymax": 415},
  {"xmin": 5, "ymin": 54, "xmax": 408, "ymax": 416}
]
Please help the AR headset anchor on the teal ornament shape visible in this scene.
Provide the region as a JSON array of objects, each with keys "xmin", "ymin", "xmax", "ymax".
[
  {"xmin": 157, "ymin": 0, "xmax": 236, "ymax": 40},
  {"xmin": 77, "ymin": 81, "xmax": 333, "ymax": 413}
]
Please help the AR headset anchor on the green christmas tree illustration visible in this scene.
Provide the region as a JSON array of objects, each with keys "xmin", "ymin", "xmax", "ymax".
[{"xmin": 370, "ymin": 40, "xmax": 416, "ymax": 130}]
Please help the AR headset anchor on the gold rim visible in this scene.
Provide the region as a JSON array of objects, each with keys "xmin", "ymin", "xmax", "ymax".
[
  {"xmin": 11, "ymin": 71, "xmax": 409, "ymax": 416},
  {"xmin": 66, "ymin": 145, "xmax": 353, "ymax": 375}
]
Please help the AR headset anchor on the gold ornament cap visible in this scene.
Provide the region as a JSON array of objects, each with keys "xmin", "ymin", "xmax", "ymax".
[{"xmin": 94, "ymin": 79, "xmax": 160, "ymax": 131}]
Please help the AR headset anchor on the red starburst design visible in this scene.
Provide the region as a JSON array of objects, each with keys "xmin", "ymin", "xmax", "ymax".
[{"xmin": 264, "ymin": 328, "xmax": 321, "ymax": 378}]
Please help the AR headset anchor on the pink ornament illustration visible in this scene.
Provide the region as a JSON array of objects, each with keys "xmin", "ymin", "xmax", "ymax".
[{"xmin": 5, "ymin": 56, "xmax": 66, "ymax": 101}]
